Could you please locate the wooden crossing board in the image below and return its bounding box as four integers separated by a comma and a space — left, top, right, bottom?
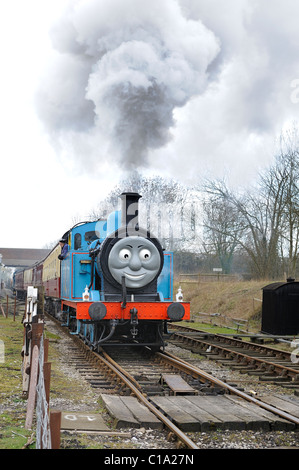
151, 395, 296, 432
101, 394, 163, 430
101, 393, 299, 432
259, 394, 299, 418
161, 374, 197, 395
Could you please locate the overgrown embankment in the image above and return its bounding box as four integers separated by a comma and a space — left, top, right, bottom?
176, 279, 272, 326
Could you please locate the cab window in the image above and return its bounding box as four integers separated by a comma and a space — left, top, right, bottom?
74, 233, 82, 250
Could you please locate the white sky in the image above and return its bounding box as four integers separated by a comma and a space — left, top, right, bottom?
0, 0, 116, 248
0, 0, 299, 249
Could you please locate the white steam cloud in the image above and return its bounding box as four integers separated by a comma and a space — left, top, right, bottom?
35, 0, 220, 172
36, 0, 299, 186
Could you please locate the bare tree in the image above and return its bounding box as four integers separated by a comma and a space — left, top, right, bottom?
202, 192, 242, 273
202, 177, 283, 279
275, 127, 299, 277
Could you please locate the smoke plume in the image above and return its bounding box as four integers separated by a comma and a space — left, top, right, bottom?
35, 0, 220, 173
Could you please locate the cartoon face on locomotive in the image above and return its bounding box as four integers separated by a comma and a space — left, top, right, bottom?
99, 194, 165, 294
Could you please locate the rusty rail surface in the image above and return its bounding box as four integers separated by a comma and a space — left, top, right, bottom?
45, 313, 299, 447
71, 335, 199, 450
159, 350, 299, 426
48, 311, 200, 449
97, 342, 299, 434
169, 325, 299, 382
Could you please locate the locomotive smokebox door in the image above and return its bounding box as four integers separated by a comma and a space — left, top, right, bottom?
261, 279, 299, 335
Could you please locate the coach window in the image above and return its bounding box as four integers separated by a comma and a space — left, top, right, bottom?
74, 233, 82, 250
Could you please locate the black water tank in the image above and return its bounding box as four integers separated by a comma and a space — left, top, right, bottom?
261, 279, 299, 335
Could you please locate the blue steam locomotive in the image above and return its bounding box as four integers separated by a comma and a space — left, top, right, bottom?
13, 192, 190, 350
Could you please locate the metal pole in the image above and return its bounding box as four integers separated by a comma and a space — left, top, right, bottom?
50, 411, 61, 449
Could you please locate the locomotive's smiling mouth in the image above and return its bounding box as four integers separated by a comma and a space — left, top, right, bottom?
124, 272, 146, 281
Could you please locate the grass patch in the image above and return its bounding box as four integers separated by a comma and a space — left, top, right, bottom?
175, 279, 270, 332
176, 279, 266, 319
0, 314, 105, 449
0, 315, 24, 398
0, 417, 34, 449
0, 314, 30, 448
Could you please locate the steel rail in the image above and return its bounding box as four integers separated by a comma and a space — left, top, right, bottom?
170, 324, 294, 359
159, 350, 299, 426
46, 314, 299, 440
100, 344, 299, 434
172, 331, 299, 381
69, 335, 199, 449
91, 348, 199, 450
45, 314, 199, 449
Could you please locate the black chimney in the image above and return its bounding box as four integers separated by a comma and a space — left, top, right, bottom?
120, 192, 142, 233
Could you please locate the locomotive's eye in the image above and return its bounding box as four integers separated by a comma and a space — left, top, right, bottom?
119, 248, 131, 261
139, 248, 151, 261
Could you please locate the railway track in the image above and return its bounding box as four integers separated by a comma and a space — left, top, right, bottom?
168, 324, 299, 386
44, 314, 299, 449
45, 314, 200, 449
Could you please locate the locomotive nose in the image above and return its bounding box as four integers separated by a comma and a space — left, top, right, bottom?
129, 252, 142, 271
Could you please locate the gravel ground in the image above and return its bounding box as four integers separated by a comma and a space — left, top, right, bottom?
191, 429, 299, 449
3, 318, 297, 450
167, 343, 299, 449
45, 320, 178, 449
43, 319, 299, 450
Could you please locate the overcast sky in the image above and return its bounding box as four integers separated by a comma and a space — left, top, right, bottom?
1, 0, 299, 249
